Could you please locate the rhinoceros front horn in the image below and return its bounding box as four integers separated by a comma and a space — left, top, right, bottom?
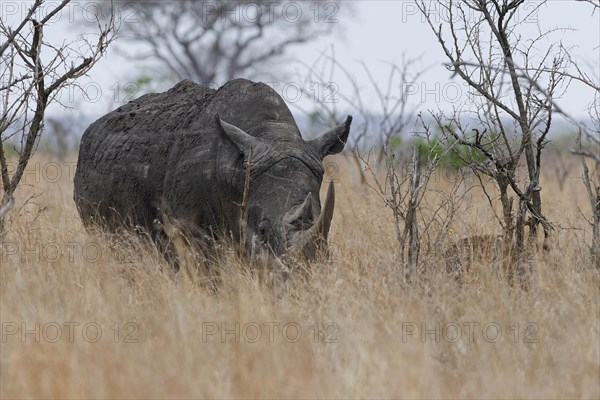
291, 181, 335, 259
313, 180, 335, 242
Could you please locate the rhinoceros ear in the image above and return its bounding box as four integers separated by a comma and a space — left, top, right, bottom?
308, 115, 352, 158
217, 114, 258, 154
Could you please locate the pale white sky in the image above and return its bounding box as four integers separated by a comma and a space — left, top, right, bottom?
3, 1, 599, 123
301, 1, 600, 121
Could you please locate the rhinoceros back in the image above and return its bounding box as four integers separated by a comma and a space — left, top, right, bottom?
74, 80, 216, 230
74, 78, 301, 235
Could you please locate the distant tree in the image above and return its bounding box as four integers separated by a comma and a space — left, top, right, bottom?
108, 0, 344, 83
564, 0, 600, 269
573, 95, 600, 269
0, 0, 116, 236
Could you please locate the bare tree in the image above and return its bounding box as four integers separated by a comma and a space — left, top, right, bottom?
107, 0, 343, 83
294, 51, 427, 183
0, 0, 117, 236
417, 0, 579, 279
295, 54, 467, 280
573, 94, 600, 269
362, 118, 462, 281
560, 0, 600, 268
575, 0, 600, 13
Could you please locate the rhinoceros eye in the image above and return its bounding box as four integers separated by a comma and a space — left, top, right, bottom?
290, 214, 312, 231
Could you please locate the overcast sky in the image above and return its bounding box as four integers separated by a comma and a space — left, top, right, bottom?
3, 1, 599, 124
297, 0, 599, 123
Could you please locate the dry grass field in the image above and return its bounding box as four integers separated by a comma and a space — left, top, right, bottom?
1, 153, 599, 399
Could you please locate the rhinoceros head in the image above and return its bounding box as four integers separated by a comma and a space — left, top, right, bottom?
217, 115, 352, 259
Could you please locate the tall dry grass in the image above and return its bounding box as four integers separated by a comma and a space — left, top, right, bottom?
1, 154, 598, 399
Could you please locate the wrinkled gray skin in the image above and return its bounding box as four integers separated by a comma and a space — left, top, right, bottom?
74, 79, 351, 264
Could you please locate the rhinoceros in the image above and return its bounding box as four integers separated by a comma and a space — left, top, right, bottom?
73, 79, 351, 264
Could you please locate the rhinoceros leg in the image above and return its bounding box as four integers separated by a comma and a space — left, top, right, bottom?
151, 219, 180, 272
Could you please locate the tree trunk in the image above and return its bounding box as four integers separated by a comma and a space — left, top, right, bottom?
0, 193, 15, 239
404, 146, 422, 280
407, 207, 420, 277
511, 197, 529, 285
498, 176, 514, 264
591, 186, 600, 270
